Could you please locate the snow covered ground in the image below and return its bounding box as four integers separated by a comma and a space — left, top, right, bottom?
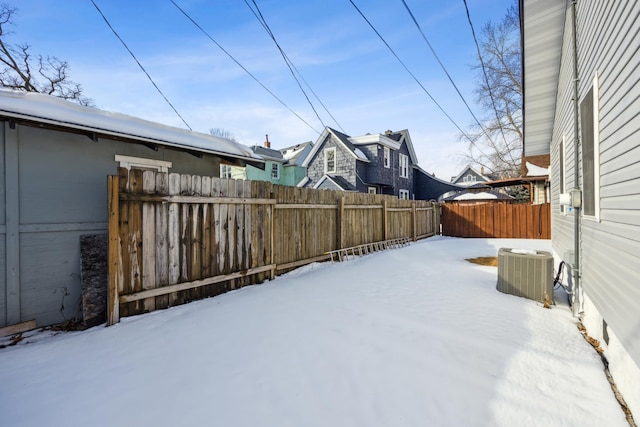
0, 237, 628, 427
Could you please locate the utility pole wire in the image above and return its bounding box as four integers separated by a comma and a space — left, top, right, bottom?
171, 0, 320, 135
245, 0, 327, 131
401, 0, 493, 145
91, 0, 192, 130
245, 0, 345, 133
347, 0, 475, 144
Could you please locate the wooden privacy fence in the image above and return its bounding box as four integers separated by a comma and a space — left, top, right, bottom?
107, 168, 440, 324
440, 202, 550, 239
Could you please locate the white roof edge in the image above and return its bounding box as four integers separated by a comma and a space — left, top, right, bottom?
0, 90, 263, 163
349, 134, 401, 150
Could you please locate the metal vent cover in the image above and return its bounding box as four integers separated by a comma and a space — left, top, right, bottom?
497, 248, 554, 303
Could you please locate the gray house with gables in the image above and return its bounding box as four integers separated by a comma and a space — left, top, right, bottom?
300, 127, 457, 200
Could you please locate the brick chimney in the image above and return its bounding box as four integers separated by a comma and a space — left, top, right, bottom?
264, 134, 270, 148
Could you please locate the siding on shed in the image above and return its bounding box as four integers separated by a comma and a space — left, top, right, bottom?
546, 0, 640, 368
0, 122, 223, 328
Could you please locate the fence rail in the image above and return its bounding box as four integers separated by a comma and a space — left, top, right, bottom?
440, 202, 550, 239
108, 169, 440, 324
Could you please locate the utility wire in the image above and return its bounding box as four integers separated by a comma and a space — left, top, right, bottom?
401, 0, 490, 142
462, 0, 511, 150
170, 0, 320, 134
347, 0, 474, 143
245, 0, 326, 130
91, 0, 192, 130
245, 0, 345, 133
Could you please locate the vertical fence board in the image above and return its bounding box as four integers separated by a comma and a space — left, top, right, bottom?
190, 175, 202, 301
117, 168, 130, 318
107, 175, 120, 326
141, 171, 156, 312
168, 173, 181, 306
155, 172, 169, 309
128, 169, 144, 315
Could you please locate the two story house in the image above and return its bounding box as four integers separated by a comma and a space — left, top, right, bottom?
299, 127, 420, 199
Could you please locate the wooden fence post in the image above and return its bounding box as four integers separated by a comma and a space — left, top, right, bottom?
412, 202, 417, 242
337, 196, 345, 249
382, 199, 388, 241
269, 187, 275, 280
107, 175, 120, 326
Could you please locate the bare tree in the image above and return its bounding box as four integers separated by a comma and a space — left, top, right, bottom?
462, 3, 522, 179
0, 4, 93, 106
209, 127, 237, 142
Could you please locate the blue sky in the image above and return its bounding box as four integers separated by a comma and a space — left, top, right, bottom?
5, 0, 515, 179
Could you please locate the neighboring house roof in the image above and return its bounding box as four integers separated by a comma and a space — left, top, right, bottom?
250, 145, 284, 162
413, 165, 464, 201
301, 127, 369, 167
0, 89, 263, 165
312, 174, 357, 191
280, 141, 313, 166
525, 161, 549, 177
443, 189, 513, 201
348, 129, 419, 165
451, 164, 491, 186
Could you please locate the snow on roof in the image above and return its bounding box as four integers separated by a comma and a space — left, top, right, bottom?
525, 161, 549, 177
0, 90, 262, 162
280, 141, 313, 165
454, 192, 498, 200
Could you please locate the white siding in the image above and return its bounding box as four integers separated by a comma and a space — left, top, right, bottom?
549, 0, 640, 371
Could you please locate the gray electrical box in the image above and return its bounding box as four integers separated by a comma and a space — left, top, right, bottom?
497, 248, 554, 303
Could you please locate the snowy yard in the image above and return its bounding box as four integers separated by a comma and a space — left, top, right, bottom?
0, 237, 628, 426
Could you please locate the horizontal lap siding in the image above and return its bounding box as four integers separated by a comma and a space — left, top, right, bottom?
550, 0, 640, 367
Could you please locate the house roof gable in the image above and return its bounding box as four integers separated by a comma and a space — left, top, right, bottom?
301, 127, 369, 167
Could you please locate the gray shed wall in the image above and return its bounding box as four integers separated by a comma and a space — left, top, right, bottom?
1, 121, 222, 328
548, 0, 640, 367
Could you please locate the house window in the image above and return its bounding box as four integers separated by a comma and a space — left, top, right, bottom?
324, 147, 336, 173
399, 189, 409, 199
220, 164, 233, 179
399, 154, 408, 178
463, 174, 475, 183
368, 187, 377, 194
580, 73, 600, 219
271, 162, 280, 180
383, 147, 390, 168
115, 155, 172, 173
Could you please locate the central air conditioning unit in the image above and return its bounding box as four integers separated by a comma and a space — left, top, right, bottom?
497, 248, 554, 304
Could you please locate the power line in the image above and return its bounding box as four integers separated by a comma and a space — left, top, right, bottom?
170, 0, 321, 135
244, 0, 326, 130
401, 0, 488, 139
244, 0, 345, 133
90, 0, 192, 130
347, 0, 474, 143
462, 0, 511, 151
